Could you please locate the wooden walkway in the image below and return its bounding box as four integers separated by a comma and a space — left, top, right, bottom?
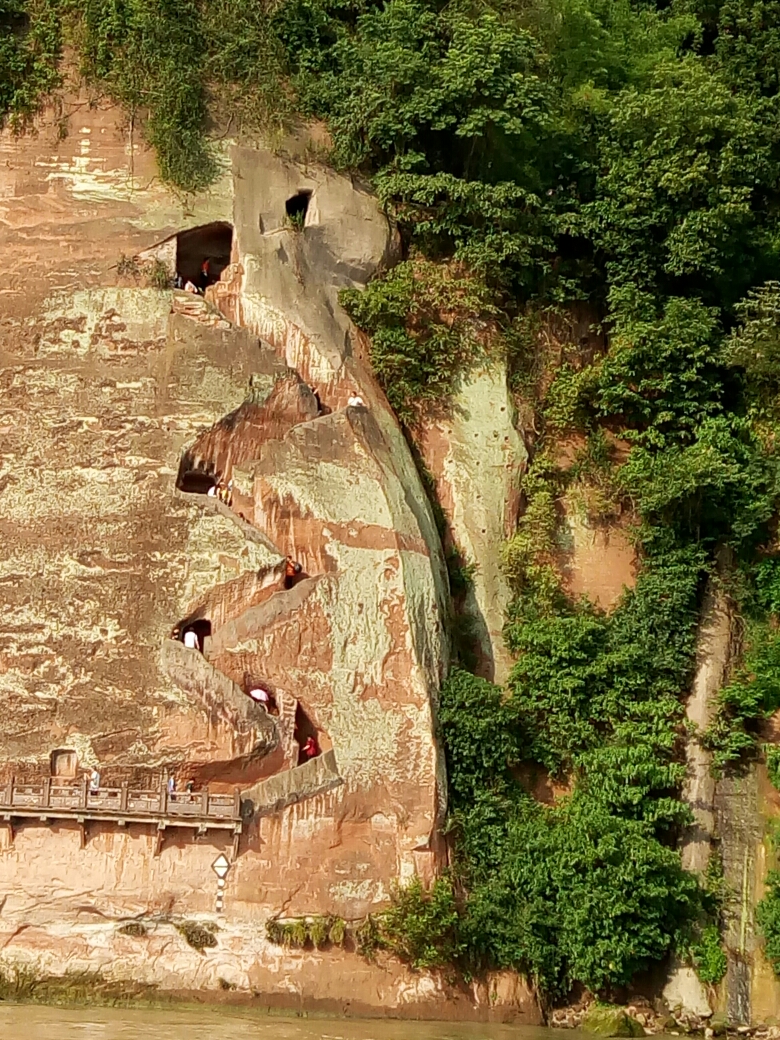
0, 778, 242, 855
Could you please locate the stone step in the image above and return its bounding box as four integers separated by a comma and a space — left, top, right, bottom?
241, 750, 342, 817
172, 290, 232, 329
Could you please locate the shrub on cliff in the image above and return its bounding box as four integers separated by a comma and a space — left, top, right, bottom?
440, 655, 702, 995
328, 917, 346, 946
379, 877, 463, 971
340, 259, 498, 424
117, 921, 147, 938
688, 924, 727, 986
758, 870, 780, 973
0, 0, 60, 128
307, 916, 330, 949
176, 920, 218, 951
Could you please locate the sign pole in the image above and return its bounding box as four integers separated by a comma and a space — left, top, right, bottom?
211, 853, 231, 915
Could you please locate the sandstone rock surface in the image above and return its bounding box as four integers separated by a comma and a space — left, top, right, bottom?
0, 97, 526, 1019
415, 363, 526, 682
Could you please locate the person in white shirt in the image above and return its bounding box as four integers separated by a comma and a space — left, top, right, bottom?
347, 395, 365, 408
183, 629, 199, 651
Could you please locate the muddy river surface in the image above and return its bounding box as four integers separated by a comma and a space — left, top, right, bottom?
0, 1004, 576, 1040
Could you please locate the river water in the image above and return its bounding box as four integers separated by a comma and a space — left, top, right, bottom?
0, 1004, 571, 1040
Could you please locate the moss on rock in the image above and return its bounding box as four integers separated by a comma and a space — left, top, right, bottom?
582, 1004, 645, 1037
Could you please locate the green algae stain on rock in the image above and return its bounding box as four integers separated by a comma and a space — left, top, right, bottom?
582, 1004, 646, 1037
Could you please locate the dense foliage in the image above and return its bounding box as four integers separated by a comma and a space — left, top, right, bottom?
8, 0, 780, 1001
439, 667, 700, 994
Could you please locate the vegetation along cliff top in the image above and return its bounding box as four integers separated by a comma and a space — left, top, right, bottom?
8, 0, 780, 1015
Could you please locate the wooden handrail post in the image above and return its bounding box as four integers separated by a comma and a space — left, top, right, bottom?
233, 787, 240, 819
201, 787, 209, 816
120, 783, 128, 812
42, 777, 51, 808
160, 776, 167, 815
80, 774, 88, 809
7, 776, 13, 807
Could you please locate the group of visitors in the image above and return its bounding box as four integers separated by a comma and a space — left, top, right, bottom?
247, 684, 276, 711
300, 736, 318, 760
166, 775, 196, 799
242, 673, 320, 761
309, 387, 366, 414
207, 478, 233, 506
85, 770, 198, 801
174, 258, 216, 295
284, 556, 303, 588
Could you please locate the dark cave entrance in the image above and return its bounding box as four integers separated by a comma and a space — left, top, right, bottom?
176, 221, 233, 289
178, 469, 218, 494
178, 618, 212, 655
285, 191, 312, 228
176, 447, 221, 496
243, 673, 278, 714
294, 703, 320, 764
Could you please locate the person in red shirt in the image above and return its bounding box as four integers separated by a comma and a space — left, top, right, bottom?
284, 556, 303, 589
199, 258, 211, 291
302, 736, 318, 760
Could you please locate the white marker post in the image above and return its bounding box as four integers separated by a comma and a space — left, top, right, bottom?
211, 853, 231, 914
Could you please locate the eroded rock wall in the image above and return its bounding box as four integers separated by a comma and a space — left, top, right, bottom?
0, 98, 482, 1015
415, 364, 526, 683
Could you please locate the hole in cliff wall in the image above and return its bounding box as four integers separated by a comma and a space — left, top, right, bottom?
285, 191, 312, 228
178, 469, 218, 494
294, 704, 320, 764
178, 470, 218, 492
50, 749, 78, 777
176, 450, 221, 495
176, 221, 233, 289
177, 618, 212, 655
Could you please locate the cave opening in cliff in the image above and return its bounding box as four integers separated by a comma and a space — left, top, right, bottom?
50, 749, 78, 778
179, 618, 212, 655
176, 449, 220, 495
285, 191, 312, 228
294, 703, 320, 764
178, 468, 218, 494
176, 221, 233, 289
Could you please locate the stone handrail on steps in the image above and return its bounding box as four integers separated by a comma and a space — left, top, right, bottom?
275, 690, 300, 766
241, 749, 342, 818
161, 638, 279, 759
174, 488, 282, 557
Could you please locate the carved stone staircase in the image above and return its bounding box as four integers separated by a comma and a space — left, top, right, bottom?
161, 638, 278, 760
172, 289, 233, 329
241, 750, 342, 818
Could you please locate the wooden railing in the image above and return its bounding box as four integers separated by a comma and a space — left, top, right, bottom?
0, 777, 241, 825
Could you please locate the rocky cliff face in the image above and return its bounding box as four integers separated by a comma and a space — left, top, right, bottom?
0, 97, 540, 1020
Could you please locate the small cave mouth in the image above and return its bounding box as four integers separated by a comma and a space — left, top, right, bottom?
174, 618, 212, 654
294, 703, 320, 764
176, 221, 233, 290
176, 450, 221, 496
178, 469, 218, 494
285, 191, 312, 228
